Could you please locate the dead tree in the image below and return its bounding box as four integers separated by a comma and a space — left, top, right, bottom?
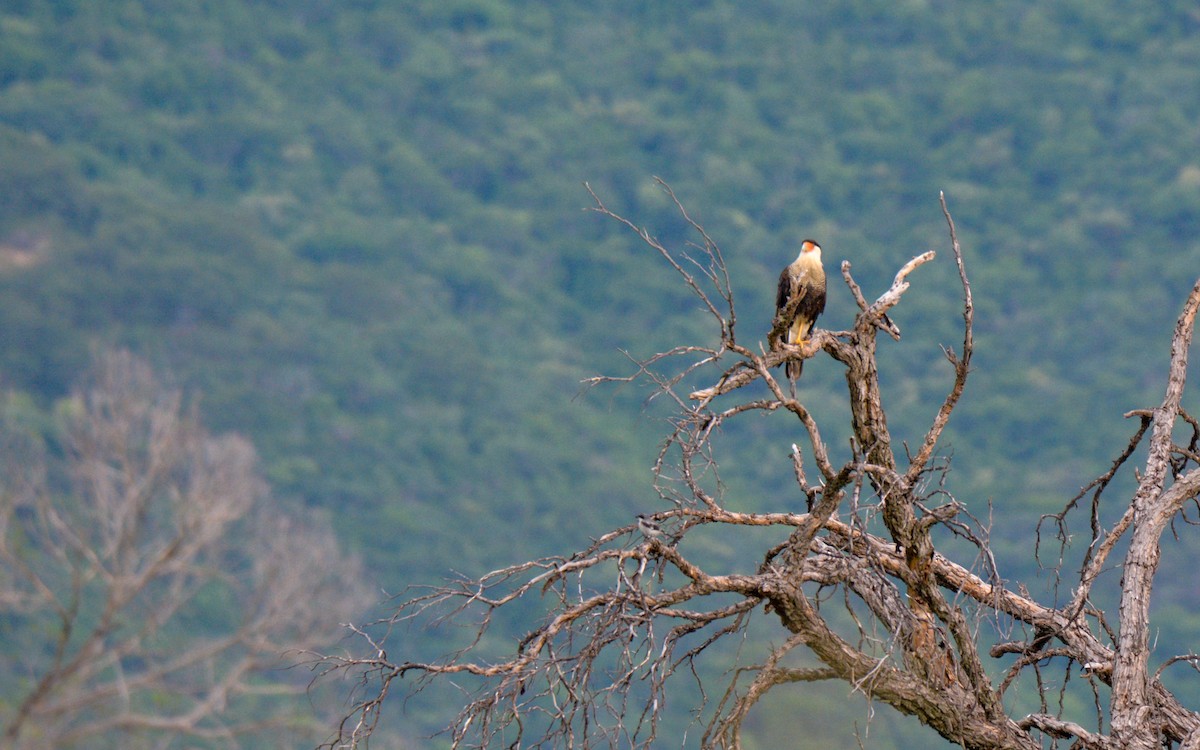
0, 350, 369, 749
320, 183, 1200, 750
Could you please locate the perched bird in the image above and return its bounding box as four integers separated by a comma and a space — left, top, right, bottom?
636, 514, 665, 541
775, 239, 827, 381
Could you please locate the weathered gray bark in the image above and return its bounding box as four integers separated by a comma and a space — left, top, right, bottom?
1108, 284, 1200, 749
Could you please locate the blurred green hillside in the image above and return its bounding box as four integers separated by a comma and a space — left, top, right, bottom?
2, 0, 1200, 746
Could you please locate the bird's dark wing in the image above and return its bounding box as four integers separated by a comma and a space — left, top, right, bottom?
796, 281, 825, 321
775, 267, 792, 313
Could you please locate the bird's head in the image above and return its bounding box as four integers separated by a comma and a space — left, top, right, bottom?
794, 239, 822, 265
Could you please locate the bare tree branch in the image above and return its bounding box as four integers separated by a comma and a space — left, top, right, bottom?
905, 192, 973, 484
1110, 278, 1200, 749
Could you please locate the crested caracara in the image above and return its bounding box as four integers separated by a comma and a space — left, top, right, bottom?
775, 239, 826, 380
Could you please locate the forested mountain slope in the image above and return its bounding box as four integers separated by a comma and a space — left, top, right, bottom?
2, 1, 1200, 746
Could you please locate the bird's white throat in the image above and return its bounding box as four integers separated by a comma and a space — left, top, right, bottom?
795, 247, 822, 267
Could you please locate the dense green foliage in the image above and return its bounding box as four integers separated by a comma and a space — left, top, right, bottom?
2, 0, 1200, 746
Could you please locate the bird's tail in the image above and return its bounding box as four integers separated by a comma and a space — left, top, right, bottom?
785, 358, 803, 382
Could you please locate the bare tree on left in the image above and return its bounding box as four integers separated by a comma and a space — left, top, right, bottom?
0, 349, 368, 749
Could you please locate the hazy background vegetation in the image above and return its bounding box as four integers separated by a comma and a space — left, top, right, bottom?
2, 1, 1200, 746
